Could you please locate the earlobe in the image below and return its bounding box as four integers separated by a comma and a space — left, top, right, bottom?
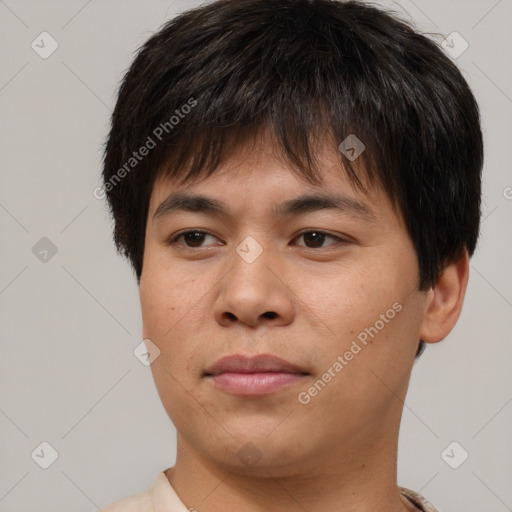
419, 250, 470, 344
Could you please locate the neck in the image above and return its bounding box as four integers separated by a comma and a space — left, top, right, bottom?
165, 417, 416, 512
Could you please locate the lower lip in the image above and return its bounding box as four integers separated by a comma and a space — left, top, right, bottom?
207, 372, 306, 396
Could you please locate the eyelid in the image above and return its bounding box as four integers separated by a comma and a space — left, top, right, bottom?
293, 228, 344, 241
167, 229, 219, 245
292, 229, 350, 249
167, 229, 350, 249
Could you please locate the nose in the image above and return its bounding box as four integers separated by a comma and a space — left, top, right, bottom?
213, 240, 295, 329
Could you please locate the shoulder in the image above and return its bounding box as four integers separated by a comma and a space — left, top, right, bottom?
399, 486, 440, 512
101, 489, 153, 512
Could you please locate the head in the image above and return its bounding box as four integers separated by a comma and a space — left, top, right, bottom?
102, 0, 482, 476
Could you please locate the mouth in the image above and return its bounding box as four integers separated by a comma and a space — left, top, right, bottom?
204, 354, 309, 396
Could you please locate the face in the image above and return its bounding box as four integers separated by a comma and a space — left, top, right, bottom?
139, 138, 429, 478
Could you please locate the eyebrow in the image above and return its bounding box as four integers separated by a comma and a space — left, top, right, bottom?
153, 192, 377, 222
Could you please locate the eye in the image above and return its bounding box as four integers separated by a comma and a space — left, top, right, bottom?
168, 230, 221, 248
293, 230, 344, 249
167, 229, 346, 250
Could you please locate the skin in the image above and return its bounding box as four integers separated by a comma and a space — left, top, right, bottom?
139, 134, 469, 512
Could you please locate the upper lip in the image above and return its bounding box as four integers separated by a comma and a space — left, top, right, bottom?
204, 354, 308, 376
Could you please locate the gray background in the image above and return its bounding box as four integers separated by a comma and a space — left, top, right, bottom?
0, 1, 511, 511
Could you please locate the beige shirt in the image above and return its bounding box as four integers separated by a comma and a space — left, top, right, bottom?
102, 470, 440, 512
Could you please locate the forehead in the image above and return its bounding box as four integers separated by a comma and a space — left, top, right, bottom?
148, 136, 398, 227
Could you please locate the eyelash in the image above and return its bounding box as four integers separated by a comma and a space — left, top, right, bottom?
167, 229, 347, 250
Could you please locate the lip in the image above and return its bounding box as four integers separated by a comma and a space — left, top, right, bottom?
204, 354, 308, 396
205, 353, 306, 375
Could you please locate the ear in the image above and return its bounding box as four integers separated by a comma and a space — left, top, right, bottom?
419, 250, 470, 344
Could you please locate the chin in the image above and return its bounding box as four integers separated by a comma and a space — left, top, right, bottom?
200, 429, 310, 477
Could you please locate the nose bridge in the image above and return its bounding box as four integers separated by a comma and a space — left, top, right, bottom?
214, 233, 295, 327
229, 233, 276, 296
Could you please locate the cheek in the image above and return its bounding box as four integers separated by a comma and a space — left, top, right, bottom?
140, 252, 201, 334
296, 252, 420, 363
139, 257, 214, 376
139, 272, 174, 339
140, 261, 218, 439
294, 264, 395, 335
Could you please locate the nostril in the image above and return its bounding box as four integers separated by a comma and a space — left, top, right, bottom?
263, 311, 277, 319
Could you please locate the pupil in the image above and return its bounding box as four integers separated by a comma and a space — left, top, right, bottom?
305, 232, 324, 247
183, 232, 326, 248
185, 232, 205, 247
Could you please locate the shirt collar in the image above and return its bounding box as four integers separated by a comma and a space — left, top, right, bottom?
149, 470, 439, 512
